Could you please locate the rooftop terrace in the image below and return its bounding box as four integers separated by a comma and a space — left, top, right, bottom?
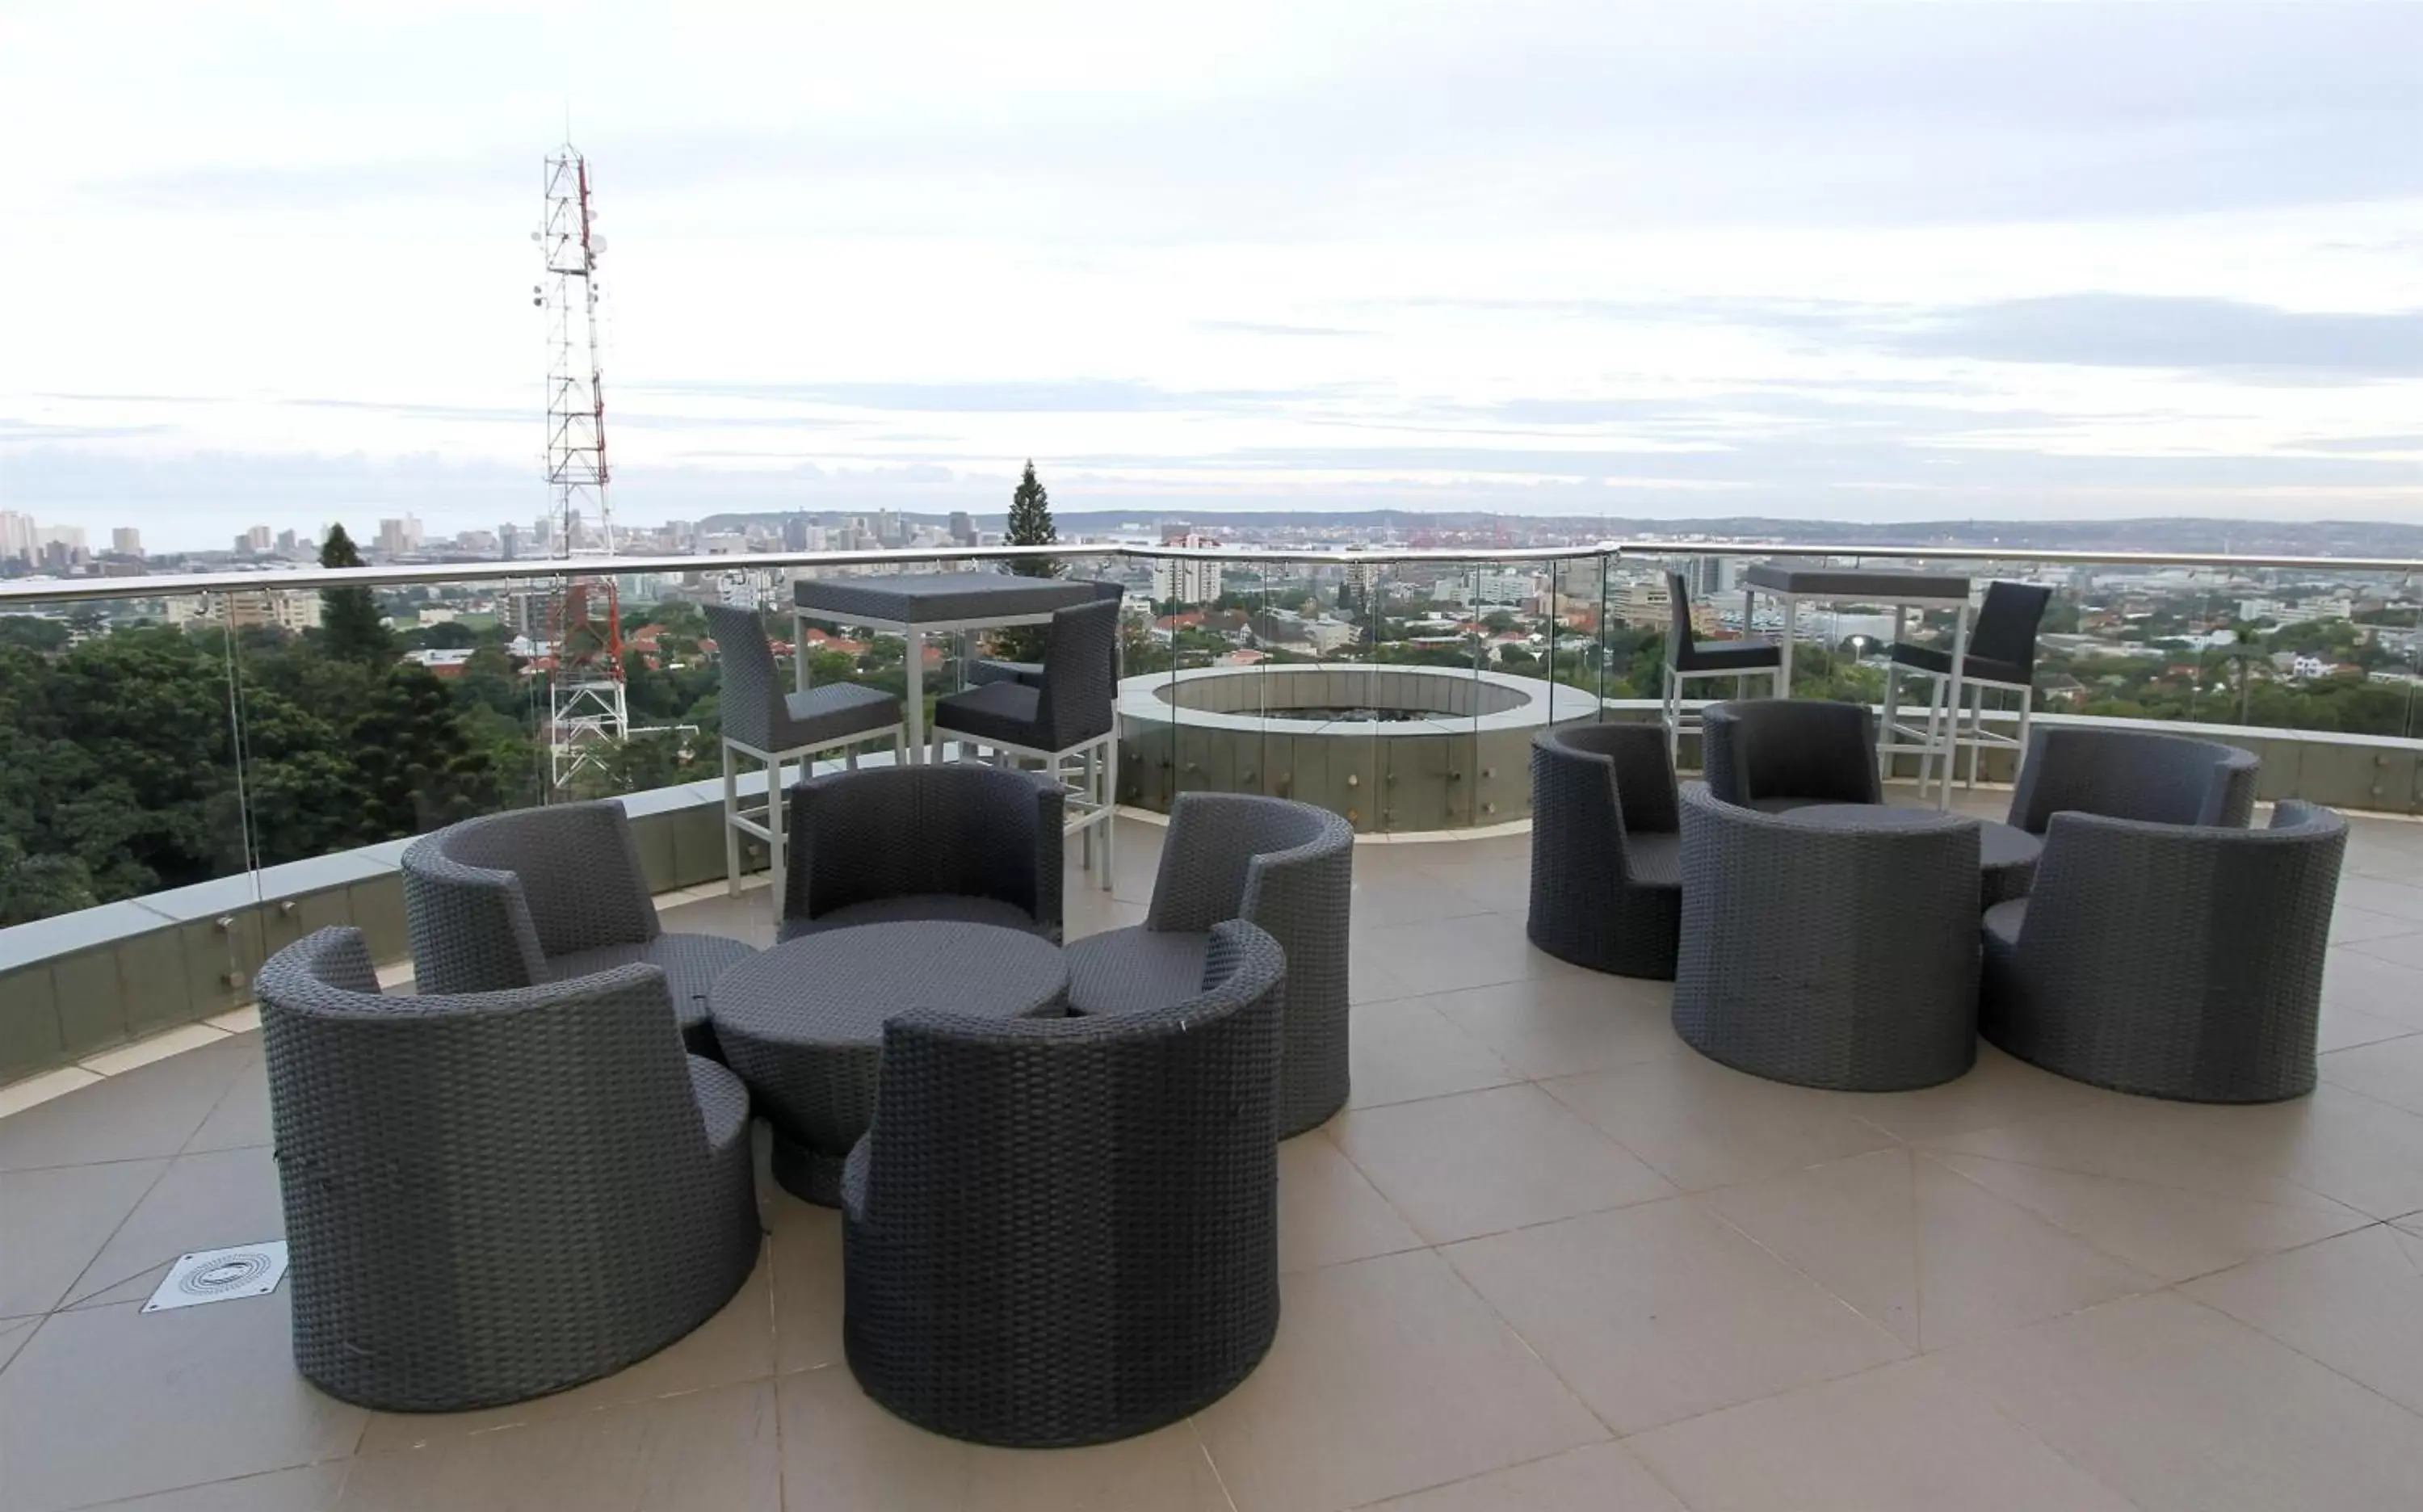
6, 792, 2423, 1512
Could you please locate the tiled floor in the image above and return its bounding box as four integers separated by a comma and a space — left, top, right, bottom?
6, 796, 2423, 1511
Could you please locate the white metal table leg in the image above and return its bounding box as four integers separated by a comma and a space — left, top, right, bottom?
904, 627, 926, 762
1938, 603, 1972, 811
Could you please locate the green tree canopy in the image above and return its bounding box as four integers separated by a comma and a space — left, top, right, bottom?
1005, 460, 1058, 578
317, 523, 394, 665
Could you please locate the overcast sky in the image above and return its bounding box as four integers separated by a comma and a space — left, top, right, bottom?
2, 1, 2418, 548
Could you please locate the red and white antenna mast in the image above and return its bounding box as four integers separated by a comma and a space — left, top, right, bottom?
537, 141, 626, 788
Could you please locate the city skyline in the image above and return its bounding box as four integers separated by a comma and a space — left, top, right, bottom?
2, 4, 2419, 544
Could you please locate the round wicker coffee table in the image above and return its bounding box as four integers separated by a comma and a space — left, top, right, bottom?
710, 921, 1068, 1204
1786, 803, 2043, 906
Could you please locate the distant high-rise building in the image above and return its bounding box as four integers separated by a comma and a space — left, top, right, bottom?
874, 510, 901, 548
166, 589, 322, 633
1153, 535, 1224, 603
275, 528, 298, 554
375, 517, 424, 558
1686, 555, 1738, 598
782, 513, 813, 552
948, 511, 976, 547
499, 521, 523, 561
111, 527, 143, 557
241, 524, 272, 552
0, 511, 35, 563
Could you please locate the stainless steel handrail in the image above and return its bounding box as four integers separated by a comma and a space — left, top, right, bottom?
1, 540, 2416, 605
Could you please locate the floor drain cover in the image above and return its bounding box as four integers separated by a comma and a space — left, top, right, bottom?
144, 1241, 289, 1312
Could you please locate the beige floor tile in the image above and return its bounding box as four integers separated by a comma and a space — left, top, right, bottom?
1344, 1002, 1518, 1110
1357, 914, 1576, 996
1934, 1149, 2372, 1283
1424, 975, 1683, 1081
0, 1066, 102, 1120
1627, 1355, 2135, 1512
356, 1248, 774, 1450
777, 1367, 1232, 1511
64, 1464, 350, 1510
344, 1379, 779, 1512
0, 1159, 166, 1317
2347, 926, 2423, 971
1444, 1198, 1909, 1434
1350, 868, 1497, 930
183, 1058, 271, 1154
1541, 1055, 1898, 1193
1939, 1291, 2423, 1512
79, 1025, 233, 1078
0, 1296, 365, 1512
1276, 1130, 1422, 1273
2329, 904, 2417, 947
0, 1043, 254, 1174
1347, 953, 1422, 1005
2315, 998, 2418, 1052
768, 1199, 846, 1375
1193, 1250, 1606, 1512
1925, 1086, 2423, 1220
2320, 1031, 2423, 1115
1361, 1442, 1686, 1512
2323, 947, 2423, 1028
59, 1146, 284, 1310
1333, 1085, 1675, 1244
201, 1006, 263, 1035
0, 1315, 40, 1375
2335, 875, 2423, 925
1704, 1149, 2158, 1350
1829, 1044, 2116, 1143
2182, 1224, 2423, 1415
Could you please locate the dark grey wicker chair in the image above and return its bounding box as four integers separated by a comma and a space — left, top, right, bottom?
779, 762, 1065, 943
702, 603, 905, 900
933, 596, 1123, 888
1700, 699, 1884, 812
2006, 724, 2260, 834
1526, 724, 1682, 980
1980, 800, 2345, 1102
256, 927, 759, 1413
401, 802, 756, 1055
1064, 792, 1352, 1136
841, 919, 1285, 1447
1675, 783, 1982, 1090
968, 577, 1127, 687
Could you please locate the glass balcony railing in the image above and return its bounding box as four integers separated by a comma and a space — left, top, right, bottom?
0, 536, 2417, 1079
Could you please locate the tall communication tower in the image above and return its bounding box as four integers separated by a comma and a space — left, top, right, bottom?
535, 143, 626, 788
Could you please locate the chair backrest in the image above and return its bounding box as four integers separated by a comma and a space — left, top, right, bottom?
2008, 725, 2259, 834
406, 803, 658, 991
1664, 571, 1695, 666
701, 604, 784, 751
1035, 596, 1122, 750
1539, 722, 1681, 844
1969, 582, 2054, 674
785, 762, 1062, 929
1700, 699, 1882, 807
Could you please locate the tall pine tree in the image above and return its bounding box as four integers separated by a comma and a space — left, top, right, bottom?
1005, 460, 1059, 579
317, 524, 394, 665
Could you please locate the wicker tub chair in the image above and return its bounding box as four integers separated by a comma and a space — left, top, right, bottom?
1980, 800, 2345, 1102
1700, 699, 1883, 812
1526, 723, 1682, 980
1063, 792, 1351, 1136
2007, 724, 2260, 834
1674, 783, 1982, 1090
401, 801, 757, 1055
779, 762, 1065, 943
842, 919, 1286, 1447
256, 927, 759, 1412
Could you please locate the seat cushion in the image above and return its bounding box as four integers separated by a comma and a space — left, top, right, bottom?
687, 1055, 751, 1156
932, 680, 1046, 749
778, 892, 1048, 943
1673, 639, 1783, 675
550, 932, 759, 1043
773, 682, 903, 750
1889, 641, 2030, 689
1064, 926, 1213, 1017
1624, 831, 1682, 888
1981, 898, 2028, 951
1746, 796, 1820, 814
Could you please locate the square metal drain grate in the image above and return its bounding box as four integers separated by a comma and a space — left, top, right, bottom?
144, 1241, 290, 1312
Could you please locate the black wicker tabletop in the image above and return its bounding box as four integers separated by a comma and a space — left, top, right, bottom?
711, 921, 1068, 1203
